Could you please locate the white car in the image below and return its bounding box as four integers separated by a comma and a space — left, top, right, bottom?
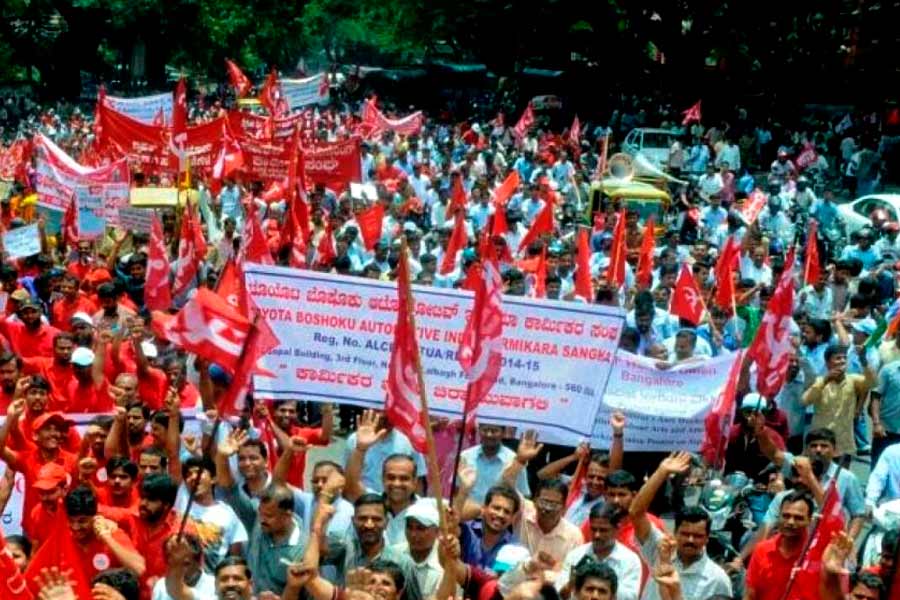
622, 128, 680, 171
836, 194, 900, 236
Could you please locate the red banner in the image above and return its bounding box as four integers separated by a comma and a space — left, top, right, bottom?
227, 110, 317, 145
238, 136, 295, 183
303, 139, 360, 192
97, 103, 225, 176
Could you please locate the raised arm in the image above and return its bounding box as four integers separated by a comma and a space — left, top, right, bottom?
92, 331, 110, 388
273, 436, 308, 486
536, 443, 586, 481
501, 430, 543, 490
345, 409, 387, 502
215, 428, 247, 491
0, 399, 25, 469
749, 411, 785, 467
452, 463, 483, 522
609, 411, 625, 471
320, 403, 334, 443
104, 406, 129, 459
630, 452, 692, 543
94, 517, 146, 576
164, 537, 199, 600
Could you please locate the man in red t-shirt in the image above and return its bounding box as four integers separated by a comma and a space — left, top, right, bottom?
0, 404, 80, 540
64, 346, 113, 413
22, 332, 76, 411
25, 462, 70, 548
51, 275, 98, 332
745, 490, 814, 600
63, 485, 146, 581
96, 456, 140, 514
6, 375, 81, 454
126, 473, 182, 597
268, 400, 332, 489
0, 351, 21, 412
0, 298, 61, 358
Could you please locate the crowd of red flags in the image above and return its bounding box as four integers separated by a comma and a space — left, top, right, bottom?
747, 248, 797, 397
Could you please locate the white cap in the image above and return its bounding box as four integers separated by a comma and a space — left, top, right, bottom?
405, 501, 439, 528
70, 312, 93, 326
140, 341, 158, 359
71, 347, 95, 367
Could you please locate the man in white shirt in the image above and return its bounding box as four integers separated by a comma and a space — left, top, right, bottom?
698, 165, 723, 199
740, 246, 773, 287
390, 503, 444, 598
554, 504, 642, 600
628, 453, 732, 600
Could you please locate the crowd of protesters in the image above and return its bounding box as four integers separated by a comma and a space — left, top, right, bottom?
0, 81, 898, 600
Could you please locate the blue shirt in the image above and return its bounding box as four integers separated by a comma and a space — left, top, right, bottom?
840, 244, 882, 271
292, 490, 354, 559
875, 361, 900, 434
766, 454, 866, 523
343, 429, 427, 493
866, 443, 900, 507
459, 445, 530, 504
459, 520, 518, 572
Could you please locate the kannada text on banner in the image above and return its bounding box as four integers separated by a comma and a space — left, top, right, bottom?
244, 264, 625, 446
591, 351, 740, 452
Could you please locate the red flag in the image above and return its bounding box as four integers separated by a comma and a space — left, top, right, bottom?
575, 228, 593, 302
171, 201, 203, 296
226, 59, 252, 97
670, 263, 705, 325
259, 70, 288, 117
804, 220, 822, 286
790, 481, 846, 599
0, 530, 32, 599
215, 259, 248, 315
700, 350, 744, 469
517, 202, 554, 253
145, 213, 173, 311
240, 210, 275, 265
796, 142, 818, 171
449, 176, 468, 213
385, 249, 428, 452
748, 247, 796, 396
565, 459, 587, 510
24, 502, 91, 599
216, 294, 280, 417
440, 212, 468, 275
457, 244, 504, 429
172, 77, 188, 141
62, 191, 78, 247
151, 288, 253, 373
568, 115, 581, 146
357, 203, 385, 251
286, 196, 311, 269
491, 203, 509, 237
741, 189, 768, 225
606, 209, 627, 288
492, 170, 520, 207
315, 224, 336, 267
532, 247, 547, 298
595, 134, 609, 180
681, 100, 702, 125
714, 236, 741, 310
318, 73, 329, 97
212, 122, 244, 181
513, 103, 535, 139
636, 216, 656, 288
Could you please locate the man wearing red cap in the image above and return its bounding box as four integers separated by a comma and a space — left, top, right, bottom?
25, 461, 70, 548
4, 375, 81, 454
0, 399, 79, 539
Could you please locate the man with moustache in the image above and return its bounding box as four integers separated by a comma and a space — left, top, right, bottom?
126, 474, 181, 595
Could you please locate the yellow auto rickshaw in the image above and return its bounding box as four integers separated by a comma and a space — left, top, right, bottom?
587, 179, 670, 235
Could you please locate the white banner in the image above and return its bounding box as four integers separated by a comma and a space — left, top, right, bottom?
591, 352, 739, 452
117, 207, 154, 233
2, 224, 41, 259
282, 74, 329, 110
75, 185, 106, 239
0, 410, 202, 535
245, 264, 625, 446
33, 135, 130, 224
104, 92, 173, 125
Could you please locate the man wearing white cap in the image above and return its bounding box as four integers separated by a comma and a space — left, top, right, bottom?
389, 501, 444, 597
67, 346, 112, 413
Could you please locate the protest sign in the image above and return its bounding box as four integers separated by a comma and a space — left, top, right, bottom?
2, 224, 41, 259
32, 135, 130, 224
303, 139, 361, 192
117, 206, 154, 232
0, 409, 201, 535
350, 182, 378, 201
282, 74, 329, 109
244, 264, 624, 446
591, 351, 741, 452
75, 186, 106, 239
237, 136, 294, 182
228, 109, 319, 145
104, 92, 173, 125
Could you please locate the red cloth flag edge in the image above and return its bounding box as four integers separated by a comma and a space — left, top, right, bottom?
670, 263, 705, 325
636, 216, 656, 289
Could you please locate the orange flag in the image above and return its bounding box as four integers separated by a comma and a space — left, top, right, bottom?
575, 228, 593, 302
440, 212, 468, 275
804, 220, 822, 286
605, 209, 627, 288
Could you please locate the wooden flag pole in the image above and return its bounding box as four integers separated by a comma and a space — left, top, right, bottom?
399, 238, 448, 531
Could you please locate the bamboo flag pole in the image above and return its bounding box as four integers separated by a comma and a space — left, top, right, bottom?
399, 238, 448, 531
